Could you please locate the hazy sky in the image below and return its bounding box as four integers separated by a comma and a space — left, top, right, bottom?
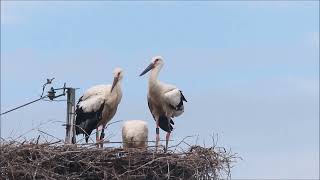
1, 1, 319, 179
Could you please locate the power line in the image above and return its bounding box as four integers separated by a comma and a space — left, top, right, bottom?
0, 77, 57, 116
0, 96, 48, 116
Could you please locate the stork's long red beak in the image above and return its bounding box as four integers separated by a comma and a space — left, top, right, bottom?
139, 63, 154, 76
111, 76, 119, 92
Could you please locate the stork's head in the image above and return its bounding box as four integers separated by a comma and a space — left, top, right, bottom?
139, 56, 164, 76
111, 67, 123, 92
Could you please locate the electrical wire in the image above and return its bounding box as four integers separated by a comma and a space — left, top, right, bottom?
0, 78, 56, 116
0, 96, 48, 116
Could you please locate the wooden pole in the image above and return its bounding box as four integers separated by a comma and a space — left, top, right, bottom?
65, 88, 76, 144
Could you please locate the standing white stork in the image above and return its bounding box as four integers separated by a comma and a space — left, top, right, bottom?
139, 56, 187, 152
75, 68, 123, 147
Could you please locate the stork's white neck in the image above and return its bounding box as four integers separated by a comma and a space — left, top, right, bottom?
148, 65, 162, 87
110, 79, 122, 103
114, 79, 122, 92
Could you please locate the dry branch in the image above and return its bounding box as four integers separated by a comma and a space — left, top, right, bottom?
0, 140, 239, 180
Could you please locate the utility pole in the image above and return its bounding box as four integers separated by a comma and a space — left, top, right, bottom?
65, 88, 76, 144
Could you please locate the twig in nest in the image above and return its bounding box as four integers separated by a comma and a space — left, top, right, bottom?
1, 136, 240, 180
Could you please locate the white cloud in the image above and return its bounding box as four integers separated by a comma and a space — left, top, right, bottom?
285, 75, 319, 95
233, 151, 319, 179
0, 14, 23, 25
311, 31, 320, 48
1, 1, 24, 25
0, 1, 58, 25
244, 1, 317, 9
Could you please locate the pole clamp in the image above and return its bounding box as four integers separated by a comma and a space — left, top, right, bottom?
156, 127, 159, 134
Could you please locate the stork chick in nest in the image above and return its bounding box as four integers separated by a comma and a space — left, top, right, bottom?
122, 120, 148, 150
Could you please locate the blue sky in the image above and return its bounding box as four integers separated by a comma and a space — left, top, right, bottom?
1, 1, 319, 179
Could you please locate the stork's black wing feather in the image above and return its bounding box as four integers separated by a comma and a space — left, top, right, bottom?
170, 91, 187, 111
147, 97, 155, 120
77, 95, 83, 104
148, 96, 174, 132
159, 115, 173, 133
180, 90, 187, 102
75, 101, 105, 143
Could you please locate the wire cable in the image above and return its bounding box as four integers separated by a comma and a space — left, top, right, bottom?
0, 96, 48, 116
1, 78, 56, 116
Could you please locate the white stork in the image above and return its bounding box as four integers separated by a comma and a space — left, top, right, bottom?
139, 56, 187, 152
75, 68, 123, 147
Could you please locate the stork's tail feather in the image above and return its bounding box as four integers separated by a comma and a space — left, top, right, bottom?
159, 115, 173, 132
75, 103, 104, 143
75, 116, 98, 132
75, 117, 98, 143
85, 135, 90, 143
75, 108, 100, 143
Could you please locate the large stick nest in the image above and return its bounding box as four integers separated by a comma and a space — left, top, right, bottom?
0, 140, 239, 180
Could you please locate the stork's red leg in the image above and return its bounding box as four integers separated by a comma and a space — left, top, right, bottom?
100, 125, 105, 148
165, 132, 171, 152
156, 120, 160, 151
96, 128, 100, 148
95, 125, 104, 148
